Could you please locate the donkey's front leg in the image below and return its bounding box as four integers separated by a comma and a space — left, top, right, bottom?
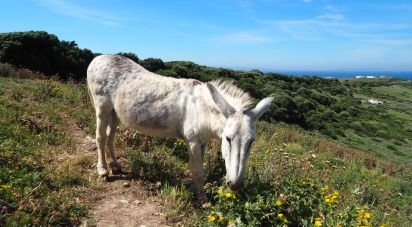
186, 141, 207, 204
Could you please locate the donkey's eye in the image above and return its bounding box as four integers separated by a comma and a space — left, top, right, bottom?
226, 137, 232, 146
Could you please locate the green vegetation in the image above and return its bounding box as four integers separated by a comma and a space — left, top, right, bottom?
121, 122, 410, 226
197, 123, 411, 226
0, 76, 93, 225
0, 31, 95, 80
342, 79, 412, 164
0, 31, 167, 81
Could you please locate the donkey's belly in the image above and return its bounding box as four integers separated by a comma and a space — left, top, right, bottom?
132, 124, 179, 138
113, 77, 185, 138
115, 103, 181, 138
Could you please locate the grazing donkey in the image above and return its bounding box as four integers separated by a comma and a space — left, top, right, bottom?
87, 55, 273, 202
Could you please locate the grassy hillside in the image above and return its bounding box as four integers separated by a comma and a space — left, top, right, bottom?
1, 75, 411, 226
0, 76, 93, 225
341, 78, 412, 164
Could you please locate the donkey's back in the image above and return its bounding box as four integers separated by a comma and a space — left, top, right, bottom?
87, 54, 153, 98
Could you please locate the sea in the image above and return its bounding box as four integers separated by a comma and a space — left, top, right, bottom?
268, 70, 412, 80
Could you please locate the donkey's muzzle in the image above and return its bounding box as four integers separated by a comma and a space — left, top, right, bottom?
227, 180, 244, 191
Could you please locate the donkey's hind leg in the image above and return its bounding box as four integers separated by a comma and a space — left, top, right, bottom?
95, 108, 111, 177
105, 110, 123, 174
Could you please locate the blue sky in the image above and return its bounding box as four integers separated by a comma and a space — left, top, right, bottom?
1, 0, 412, 71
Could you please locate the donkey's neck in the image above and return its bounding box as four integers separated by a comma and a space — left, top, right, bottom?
188, 83, 226, 141
208, 107, 226, 139
202, 85, 227, 140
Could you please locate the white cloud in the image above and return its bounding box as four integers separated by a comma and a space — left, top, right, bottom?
262, 13, 410, 43
36, 0, 125, 26
214, 31, 275, 45
372, 38, 412, 46
317, 13, 344, 21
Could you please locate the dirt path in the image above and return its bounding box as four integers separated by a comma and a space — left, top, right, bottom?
62, 115, 169, 227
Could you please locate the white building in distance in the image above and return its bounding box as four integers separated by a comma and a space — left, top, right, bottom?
368, 99, 383, 104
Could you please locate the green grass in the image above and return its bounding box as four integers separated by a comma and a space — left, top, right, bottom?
1, 76, 411, 226
0, 77, 93, 226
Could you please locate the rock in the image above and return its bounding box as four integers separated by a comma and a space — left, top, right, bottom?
311, 154, 317, 159
202, 202, 212, 208
123, 182, 131, 188
119, 199, 129, 204
132, 200, 142, 205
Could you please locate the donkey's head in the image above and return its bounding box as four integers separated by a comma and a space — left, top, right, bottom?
207, 83, 273, 190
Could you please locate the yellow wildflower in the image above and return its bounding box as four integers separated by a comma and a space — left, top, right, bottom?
218, 215, 224, 221
278, 213, 284, 218
217, 187, 223, 195
364, 212, 371, 219
275, 199, 283, 206
321, 185, 329, 194
225, 192, 233, 199
324, 191, 339, 205
0, 184, 12, 191
208, 215, 216, 223
314, 217, 322, 227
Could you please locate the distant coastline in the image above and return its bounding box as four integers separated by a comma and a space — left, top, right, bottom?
269, 70, 412, 80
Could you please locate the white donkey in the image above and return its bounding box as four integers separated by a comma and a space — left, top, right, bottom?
87, 55, 273, 202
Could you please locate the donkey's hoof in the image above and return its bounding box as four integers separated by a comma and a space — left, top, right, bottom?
111, 164, 123, 175
195, 194, 209, 208
97, 167, 109, 177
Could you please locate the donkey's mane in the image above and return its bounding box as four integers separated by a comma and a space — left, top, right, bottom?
209, 79, 254, 111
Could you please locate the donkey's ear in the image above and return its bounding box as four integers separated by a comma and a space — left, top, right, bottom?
251, 97, 274, 120
206, 83, 235, 118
